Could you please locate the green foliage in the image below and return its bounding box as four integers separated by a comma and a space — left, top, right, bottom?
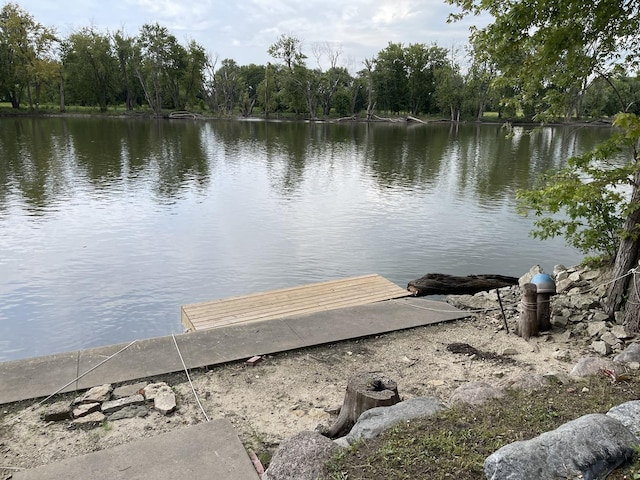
518, 114, 640, 258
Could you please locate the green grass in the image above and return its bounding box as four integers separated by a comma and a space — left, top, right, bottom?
324, 375, 640, 479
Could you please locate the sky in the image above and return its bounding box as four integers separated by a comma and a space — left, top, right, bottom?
14, 0, 490, 70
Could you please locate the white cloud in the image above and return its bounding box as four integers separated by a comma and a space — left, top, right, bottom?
16, 0, 488, 67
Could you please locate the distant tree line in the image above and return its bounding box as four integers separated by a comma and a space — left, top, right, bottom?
1, 2, 639, 120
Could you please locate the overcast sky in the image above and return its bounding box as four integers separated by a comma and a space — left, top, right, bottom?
15, 0, 489, 70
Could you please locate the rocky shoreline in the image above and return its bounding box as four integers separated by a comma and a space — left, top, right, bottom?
265, 263, 640, 479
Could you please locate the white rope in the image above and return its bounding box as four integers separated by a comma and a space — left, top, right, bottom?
171, 334, 210, 422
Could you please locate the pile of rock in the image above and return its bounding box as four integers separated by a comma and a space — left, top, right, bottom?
447, 264, 635, 357
42, 381, 176, 427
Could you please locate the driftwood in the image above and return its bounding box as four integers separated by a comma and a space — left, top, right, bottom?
407, 273, 519, 296
323, 373, 400, 439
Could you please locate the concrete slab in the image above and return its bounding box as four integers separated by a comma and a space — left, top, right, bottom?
13, 418, 260, 480
0, 298, 468, 405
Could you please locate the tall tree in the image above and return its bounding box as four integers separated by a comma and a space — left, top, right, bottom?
113, 30, 140, 110
135, 23, 189, 114
0, 3, 57, 109
268, 34, 306, 71
450, 0, 640, 328
61, 27, 117, 111
373, 42, 407, 114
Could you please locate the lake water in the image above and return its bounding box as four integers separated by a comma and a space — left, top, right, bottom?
0, 118, 612, 361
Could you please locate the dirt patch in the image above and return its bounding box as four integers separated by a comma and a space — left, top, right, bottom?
0, 314, 590, 477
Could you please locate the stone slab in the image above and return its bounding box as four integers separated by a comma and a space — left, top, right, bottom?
0, 298, 466, 405
13, 419, 260, 480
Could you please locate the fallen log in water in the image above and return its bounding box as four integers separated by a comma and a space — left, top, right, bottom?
407, 273, 519, 296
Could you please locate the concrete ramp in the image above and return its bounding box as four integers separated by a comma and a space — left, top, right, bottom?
13, 419, 260, 480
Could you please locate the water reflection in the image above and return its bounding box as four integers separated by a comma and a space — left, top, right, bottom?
0, 118, 616, 361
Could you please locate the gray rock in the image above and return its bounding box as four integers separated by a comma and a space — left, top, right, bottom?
41, 401, 72, 422
519, 265, 543, 287
108, 405, 149, 421
591, 340, 611, 356
112, 382, 147, 399
592, 312, 610, 322
72, 411, 106, 428
570, 356, 617, 378
484, 414, 635, 480
612, 325, 632, 340
582, 269, 602, 281
587, 321, 607, 338
571, 294, 600, 310
73, 384, 113, 405
263, 431, 339, 480
551, 314, 569, 328
614, 343, 640, 363
555, 278, 574, 294
342, 397, 446, 445
608, 401, 640, 439
143, 382, 170, 401
101, 394, 144, 414
601, 331, 620, 346
553, 264, 568, 278
72, 402, 101, 419
154, 386, 177, 415
450, 382, 504, 406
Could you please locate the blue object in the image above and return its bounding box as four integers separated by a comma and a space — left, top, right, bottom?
530, 273, 556, 293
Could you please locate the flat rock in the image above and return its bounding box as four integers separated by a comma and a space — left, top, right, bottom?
42, 401, 72, 422
72, 402, 101, 419
73, 384, 113, 405
614, 343, 640, 363
607, 401, 640, 439
450, 382, 504, 406
112, 382, 147, 399
101, 394, 144, 414
263, 431, 339, 480
72, 411, 106, 428
587, 321, 607, 338
108, 405, 149, 421
342, 397, 446, 445
485, 414, 635, 479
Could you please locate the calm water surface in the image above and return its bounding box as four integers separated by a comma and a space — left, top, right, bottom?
0, 118, 612, 361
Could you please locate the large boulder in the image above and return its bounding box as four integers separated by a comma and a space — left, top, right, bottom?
263, 431, 340, 480
484, 414, 635, 480
340, 397, 446, 446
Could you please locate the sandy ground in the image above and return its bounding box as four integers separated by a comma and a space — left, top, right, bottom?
0, 312, 590, 477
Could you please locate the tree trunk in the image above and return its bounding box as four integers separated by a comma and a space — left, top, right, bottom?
323, 373, 400, 439
606, 167, 640, 329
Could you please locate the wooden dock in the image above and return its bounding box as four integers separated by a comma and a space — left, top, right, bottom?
181, 274, 412, 332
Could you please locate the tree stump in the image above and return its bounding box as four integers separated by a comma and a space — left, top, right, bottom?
323, 373, 400, 439
518, 283, 538, 340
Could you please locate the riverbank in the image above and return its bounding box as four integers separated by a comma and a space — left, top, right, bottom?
0, 294, 601, 478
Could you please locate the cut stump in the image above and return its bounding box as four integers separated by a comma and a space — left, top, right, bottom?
324, 373, 400, 439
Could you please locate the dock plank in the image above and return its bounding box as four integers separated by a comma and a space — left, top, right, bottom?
182, 274, 411, 331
